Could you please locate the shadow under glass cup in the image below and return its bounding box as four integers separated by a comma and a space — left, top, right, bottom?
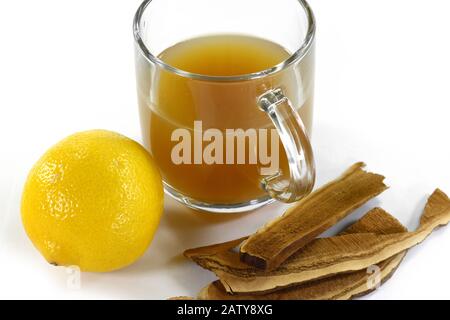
134, 0, 316, 213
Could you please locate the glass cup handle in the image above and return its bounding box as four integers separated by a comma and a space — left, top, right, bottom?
258, 88, 316, 203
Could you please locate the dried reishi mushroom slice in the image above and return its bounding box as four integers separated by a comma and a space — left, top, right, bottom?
185, 163, 388, 273
185, 189, 449, 295
197, 207, 407, 300
216, 189, 450, 294
167, 296, 196, 300
191, 208, 406, 299
240, 162, 388, 271
199, 253, 406, 300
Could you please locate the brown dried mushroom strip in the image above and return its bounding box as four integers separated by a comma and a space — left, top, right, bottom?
240, 162, 388, 271
216, 189, 450, 294
167, 296, 196, 300
185, 189, 449, 294
200, 253, 405, 300
197, 207, 407, 300
185, 208, 404, 268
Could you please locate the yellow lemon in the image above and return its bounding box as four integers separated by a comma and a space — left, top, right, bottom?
21, 130, 164, 272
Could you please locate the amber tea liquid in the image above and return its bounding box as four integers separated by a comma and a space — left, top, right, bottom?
138, 35, 313, 204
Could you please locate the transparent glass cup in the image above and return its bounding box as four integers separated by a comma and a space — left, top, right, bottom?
133, 0, 316, 213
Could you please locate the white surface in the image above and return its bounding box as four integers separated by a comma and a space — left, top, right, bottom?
0, 0, 449, 300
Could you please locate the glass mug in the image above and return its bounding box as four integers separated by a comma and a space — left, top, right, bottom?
133, 0, 316, 213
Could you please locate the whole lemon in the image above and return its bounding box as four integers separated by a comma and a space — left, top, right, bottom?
21, 130, 164, 272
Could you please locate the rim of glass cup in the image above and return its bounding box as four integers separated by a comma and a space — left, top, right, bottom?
133, 0, 316, 82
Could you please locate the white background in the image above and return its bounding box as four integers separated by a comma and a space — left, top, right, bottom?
0, 0, 449, 300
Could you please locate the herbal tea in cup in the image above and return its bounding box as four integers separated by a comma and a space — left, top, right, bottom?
134, 0, 316, 212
